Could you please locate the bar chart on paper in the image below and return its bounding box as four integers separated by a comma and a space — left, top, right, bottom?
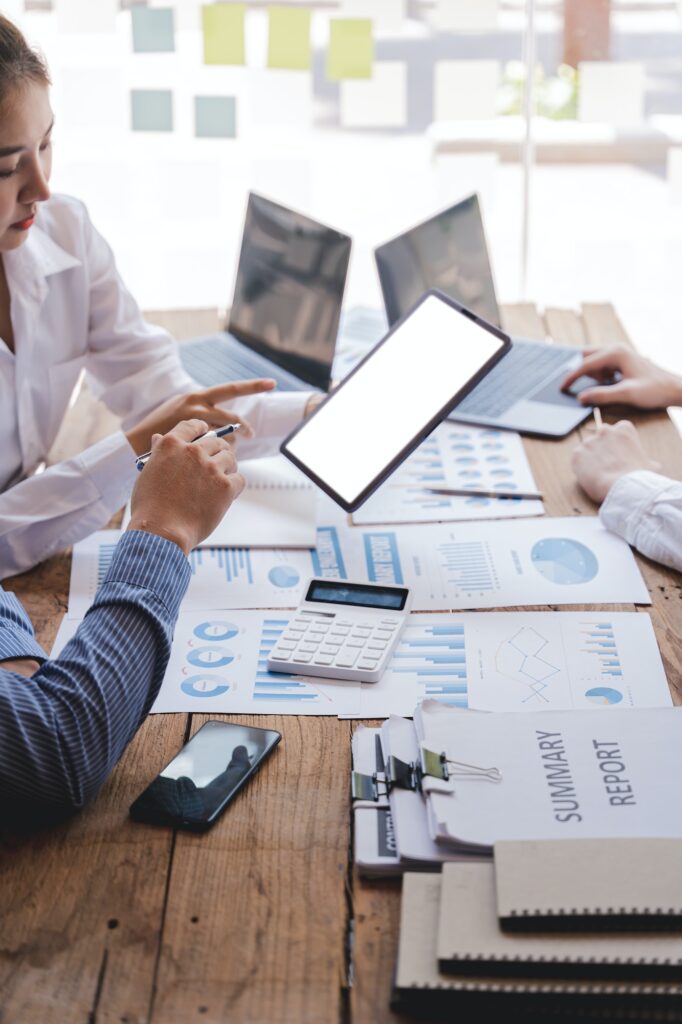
149, 610, 361, 716
351, 423, 543, 525
67, 527, 364, 616
357, 618, 470, 719
359, 518, 650, 610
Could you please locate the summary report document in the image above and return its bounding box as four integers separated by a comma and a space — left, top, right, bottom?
415, 702, 682, 851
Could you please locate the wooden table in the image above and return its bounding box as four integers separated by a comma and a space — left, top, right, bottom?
1, 304, 680, 1024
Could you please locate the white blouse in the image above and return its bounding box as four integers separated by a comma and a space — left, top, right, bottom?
0, 193, 308, 578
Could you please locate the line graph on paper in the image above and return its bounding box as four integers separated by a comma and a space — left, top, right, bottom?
495, 626, 561, 705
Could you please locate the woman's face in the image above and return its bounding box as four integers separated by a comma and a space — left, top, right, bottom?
0, 80, 52, 253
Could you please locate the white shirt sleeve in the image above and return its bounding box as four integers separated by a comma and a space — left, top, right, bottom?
599, 470, 682, 573
0, 390, 311, 577
223, 390, 311, 461
0, 433, 137, 579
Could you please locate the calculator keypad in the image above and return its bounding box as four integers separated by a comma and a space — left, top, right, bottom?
267, 613, 404, 681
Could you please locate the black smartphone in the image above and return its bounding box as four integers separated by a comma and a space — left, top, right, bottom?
129, 720, 281, 831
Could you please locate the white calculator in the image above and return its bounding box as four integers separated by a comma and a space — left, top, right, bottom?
267, 578, 412, 683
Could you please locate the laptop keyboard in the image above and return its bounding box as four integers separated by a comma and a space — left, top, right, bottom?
180, 335, 307, 391
456, 341, 574, 417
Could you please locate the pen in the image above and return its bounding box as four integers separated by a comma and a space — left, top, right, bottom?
135, 423, 241, 471
592, 406, 603, 430
424, 487, 544, 501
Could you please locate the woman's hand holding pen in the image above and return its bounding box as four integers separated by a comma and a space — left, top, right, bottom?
125, 379, 277, 457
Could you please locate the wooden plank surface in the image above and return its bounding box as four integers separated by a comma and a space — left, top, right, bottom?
1, 305, 680, 1024
150, 715, 351, 1024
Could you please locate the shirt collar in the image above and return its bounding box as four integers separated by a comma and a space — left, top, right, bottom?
5, 222, 81, 304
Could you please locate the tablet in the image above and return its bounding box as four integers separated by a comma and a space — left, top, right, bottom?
280, 289, 511, 512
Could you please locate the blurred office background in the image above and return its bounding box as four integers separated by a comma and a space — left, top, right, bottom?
9, 0, 682, 409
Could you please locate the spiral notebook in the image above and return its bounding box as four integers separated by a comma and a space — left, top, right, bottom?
438, 861, 682, 980
201, 455, 316, 549
393, 873, 682, 1020
495, 839, 682, 932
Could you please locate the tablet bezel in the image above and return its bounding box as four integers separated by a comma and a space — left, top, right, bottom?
280, 288, 512, 512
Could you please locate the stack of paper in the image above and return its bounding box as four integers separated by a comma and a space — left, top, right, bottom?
352, 697, 679, 876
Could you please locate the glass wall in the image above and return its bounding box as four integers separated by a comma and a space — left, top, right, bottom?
12, 0, 682, 391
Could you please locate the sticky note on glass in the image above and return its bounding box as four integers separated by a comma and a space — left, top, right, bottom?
340, 61, 406, 128
195, 96, 237, 138
578, 61, 644, 125
431, 0, 498, 31
202, 3, 246, 66
327, 19, 373, 80
131, 7, 175, 53
434, 60, 500, 121
131, 90, 174, 132
267, 7, 311, 71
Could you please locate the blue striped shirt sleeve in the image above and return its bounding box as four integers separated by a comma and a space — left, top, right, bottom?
0, 529, 190, 816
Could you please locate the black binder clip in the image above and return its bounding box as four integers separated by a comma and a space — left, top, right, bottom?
351, 770, 388, 802
352, 749, 501, 802
420, 746, 503, 784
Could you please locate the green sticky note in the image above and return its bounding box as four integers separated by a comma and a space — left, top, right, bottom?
195, 96, 237, 138
202, 3, 246, 66
131, 89, 173, 132
131, 7, 175, 53
267, 7, 311, 71
326, 19, 373, 80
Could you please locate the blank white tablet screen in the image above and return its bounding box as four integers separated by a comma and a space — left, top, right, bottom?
284, 293, 506, 506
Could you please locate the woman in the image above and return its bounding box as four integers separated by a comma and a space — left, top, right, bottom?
0, 15, 314, 578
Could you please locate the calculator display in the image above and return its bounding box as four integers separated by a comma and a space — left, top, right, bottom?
306, 580, 408, 610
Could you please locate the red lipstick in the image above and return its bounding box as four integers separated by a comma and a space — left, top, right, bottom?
12, 215, 35, 231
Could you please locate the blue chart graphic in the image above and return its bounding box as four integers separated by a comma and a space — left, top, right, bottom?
364, 532, 403, 584
531, 538, 599, 585
193, 621, 239, 641
187, 647, 235, 668
97, 543, 118, 586
254, 618, 321, 703
586, 686, 623, 706
268, 565, 300, 588
438, 541, 495, 593
181, 675, 231, 698
496, 626, 561, 704
580, 621, 624, 697
311, 526, 347, 578
189, 546, 253, 583
391, 623, 468, 707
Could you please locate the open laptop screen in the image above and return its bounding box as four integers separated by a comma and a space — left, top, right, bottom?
374, 194, 501, 329
228, 193, 352, 391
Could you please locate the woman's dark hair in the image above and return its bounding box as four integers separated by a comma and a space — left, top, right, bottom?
0, 15, 50, 105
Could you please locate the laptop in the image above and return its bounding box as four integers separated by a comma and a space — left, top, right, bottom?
374, 194, 593, 438
180, 192, 352, 393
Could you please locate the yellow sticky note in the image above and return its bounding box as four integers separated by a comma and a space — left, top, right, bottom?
327, 19, 373, 80
202, 3, 245, 66
268, 7, 311, 71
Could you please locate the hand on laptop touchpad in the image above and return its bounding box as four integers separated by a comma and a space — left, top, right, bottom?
533, 374, 587, 407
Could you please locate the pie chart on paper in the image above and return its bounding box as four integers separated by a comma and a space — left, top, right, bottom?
530, 538, 599, 585
585, 687, 623, 706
